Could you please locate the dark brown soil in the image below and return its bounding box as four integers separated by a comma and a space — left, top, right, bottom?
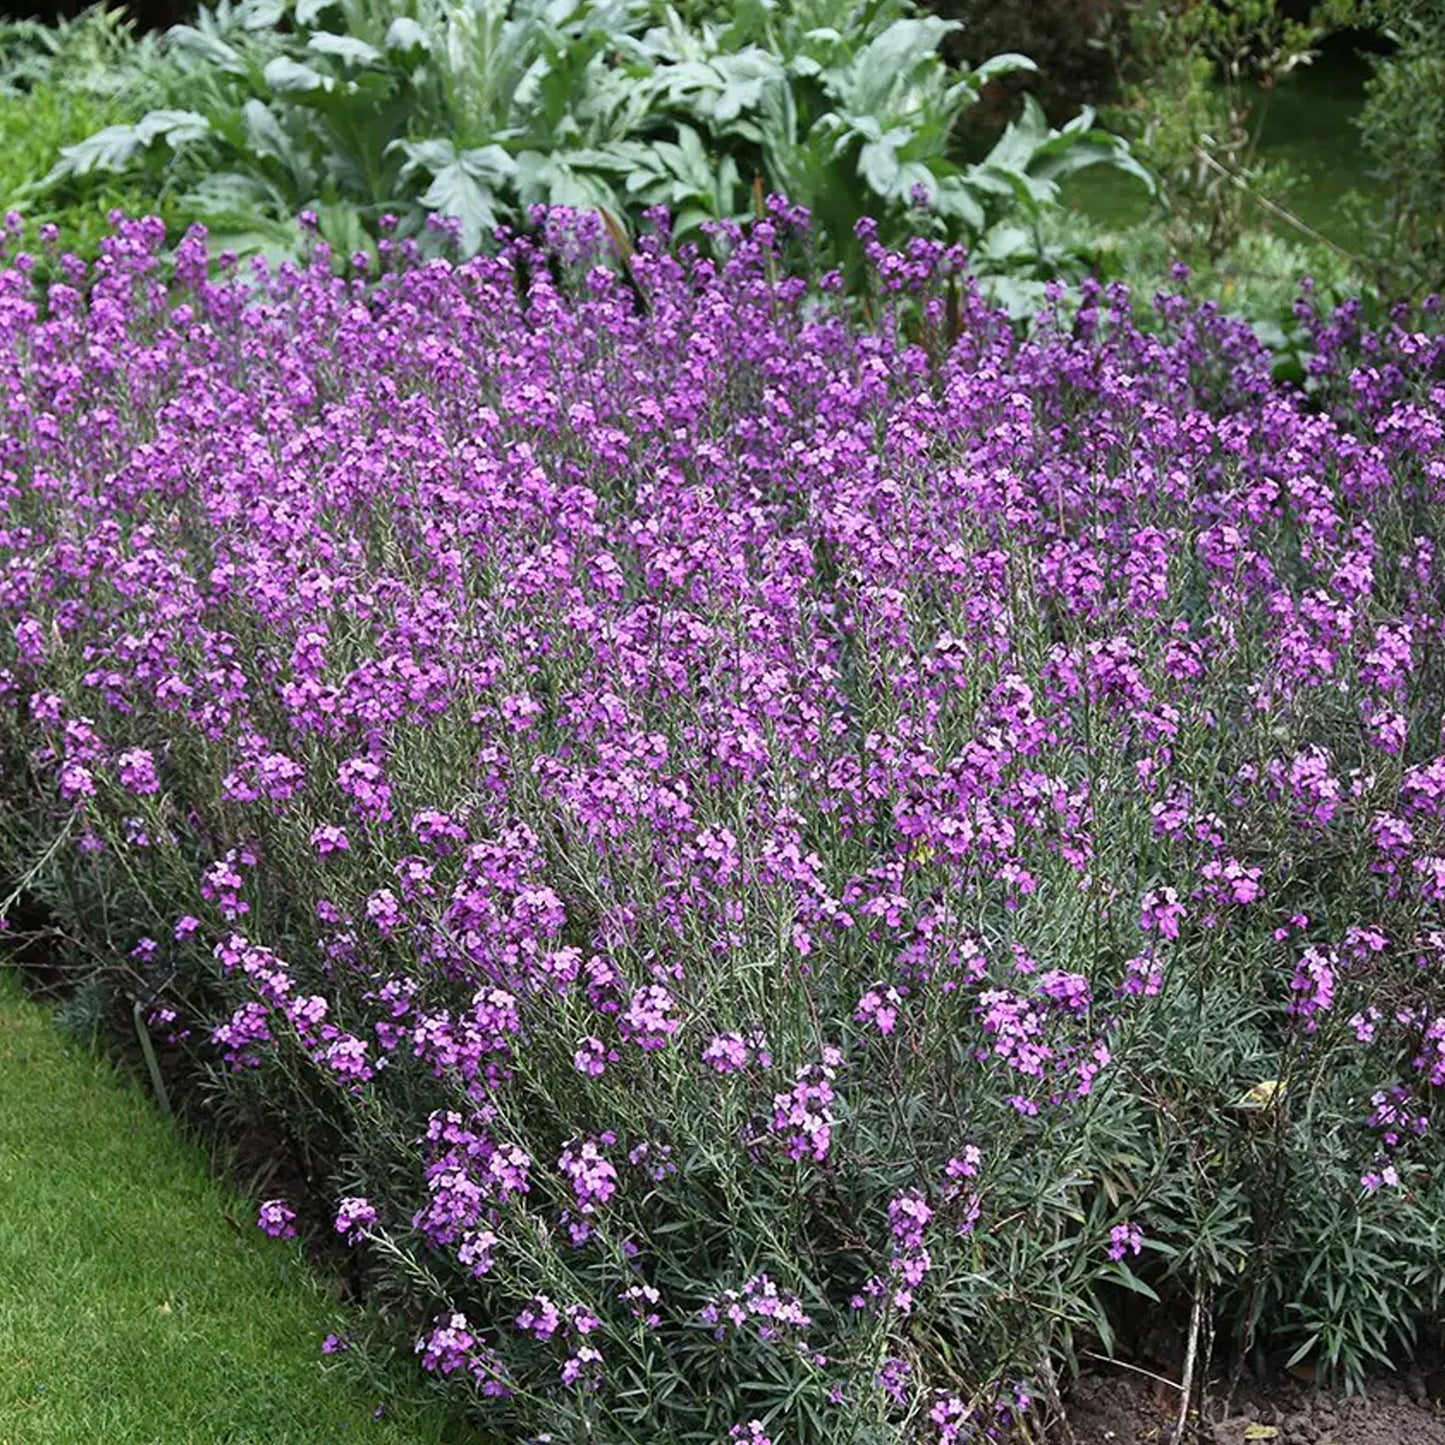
1064, 1369, 1445, 1445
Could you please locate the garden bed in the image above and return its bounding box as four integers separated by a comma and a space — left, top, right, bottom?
1067, 1367, 1445, 1444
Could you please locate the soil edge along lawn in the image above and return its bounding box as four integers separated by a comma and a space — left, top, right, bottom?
0, 968, 455, 1445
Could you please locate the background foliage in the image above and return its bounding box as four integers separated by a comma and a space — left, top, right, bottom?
0, 8, 183, 256
16, 0, 1148, 289
1354, 0, 1445, 294
8, 0, 1445, 312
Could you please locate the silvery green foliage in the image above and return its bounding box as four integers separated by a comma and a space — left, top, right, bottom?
39, 0, 1149, 278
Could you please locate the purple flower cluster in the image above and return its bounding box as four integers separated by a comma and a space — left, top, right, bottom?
700, 1273, 815, 1347
1107, 1221, 1144, 1263
4, 210, 1445, 1441
416, 1311, 511, 1397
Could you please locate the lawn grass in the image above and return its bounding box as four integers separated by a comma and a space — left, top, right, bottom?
0, 969, 466, 1445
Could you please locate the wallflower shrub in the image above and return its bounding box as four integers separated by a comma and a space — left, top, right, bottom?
1, 208, 1444, 1443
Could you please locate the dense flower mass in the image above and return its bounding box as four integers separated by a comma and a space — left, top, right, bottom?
2, 208, 1445, 1438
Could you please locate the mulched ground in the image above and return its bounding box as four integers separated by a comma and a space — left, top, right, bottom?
1065, 1369, 1445, 1445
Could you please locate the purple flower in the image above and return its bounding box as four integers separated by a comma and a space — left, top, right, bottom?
1361, 1165, 1401, 1193
258, 1199, 297, 1239
888, 1189, 934, 1251
58, 761, 95, 800
728, 1426, 774, 1445
1107, 1221, 1143, 1262
700, 1273, 812, 1344
335, 755, 392, 822
770, 1049, 843, 1163
335, 1196, 377, 1243
212, 1002, 271, 1070
416, 1312, 475, 1375
10, 202, 1445, 1439
1139, 887, 1184, 940
855, 984, 903, 1035
573, 1035, 615, 1077
618, 1283, 661, 1328
458, 1228, 499, 1278
309, 824, 351, 857
701, 1029, 769, 1074
558, 1138, 618, 1214
116, 747, 160, 794
1288, 946, 1337, 1031
619, 985, 681, 1050
1200, 857, 1265, 907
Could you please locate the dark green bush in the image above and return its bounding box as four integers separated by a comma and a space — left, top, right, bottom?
1355, 0, 1445, 292
923, 0, 1128, 130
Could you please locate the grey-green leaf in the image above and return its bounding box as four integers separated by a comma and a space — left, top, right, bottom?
307, 32, 382, 67
263, 55, 334, 94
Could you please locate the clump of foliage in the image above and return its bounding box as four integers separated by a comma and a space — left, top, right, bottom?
28, 0, 1147, 282
1354, 0, 1445, 293
2, 210, 1444, 1442
1104, 0, 1331, 261
0, 8, 182, 258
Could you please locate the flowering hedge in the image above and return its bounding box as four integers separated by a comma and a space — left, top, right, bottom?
1, 209, 1444, 1443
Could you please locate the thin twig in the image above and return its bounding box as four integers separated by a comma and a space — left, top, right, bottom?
1079, 1350, 1184, 1392
1189, 145, 1366, 268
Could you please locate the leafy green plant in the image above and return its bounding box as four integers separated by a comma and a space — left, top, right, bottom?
0, 3, 163, 98
1354, 0, 1445, 293
623, 0, 1150, 280
0, 10, 182, 261
34, 0, 1151, 280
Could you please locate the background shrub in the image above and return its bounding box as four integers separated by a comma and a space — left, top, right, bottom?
1354, 0, 1445, 293
0, 7, 182, 257
1100, 0, 1333, 261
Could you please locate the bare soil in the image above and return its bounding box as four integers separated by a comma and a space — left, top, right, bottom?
1064, 1369, 1445, 1445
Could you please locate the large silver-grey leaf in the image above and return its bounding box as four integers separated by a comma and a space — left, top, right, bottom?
968, 52, 1036, 84
242, 97, 295, 165
404, 140, 518, 254
384, 17, 430, 54
293, 0, 335, 26
929, 175, 987, 232
44, 109, 212, 181
166, 24, 243, 70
